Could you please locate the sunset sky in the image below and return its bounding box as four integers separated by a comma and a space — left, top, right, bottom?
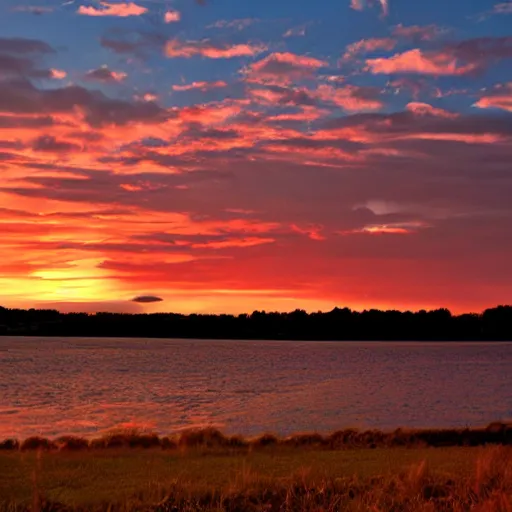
0, 0, 511, 314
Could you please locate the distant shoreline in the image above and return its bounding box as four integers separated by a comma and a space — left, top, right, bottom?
2, 335, 512, 342
1, 305, 512, 341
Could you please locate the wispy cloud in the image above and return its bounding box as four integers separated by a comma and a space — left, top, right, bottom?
165, 40, 266, 59
172, 80, 228, 91
78, 2, 147, 17
494, 2, 512, 14
380, 0, 389, 16
392, 24, 446, 41
342, 37, 396, 61
207, 18, 257, 30
84, 65, 127, 82
284, 26, 307, 38
244, 52, 327, 85
11, 5, 54, 14
351, 0, 388, 16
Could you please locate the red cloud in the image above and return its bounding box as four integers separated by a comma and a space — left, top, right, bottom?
366, 48, 478, 75
78, 2, 147, 17
165, 40, 266, 59
244, 52, 327, 85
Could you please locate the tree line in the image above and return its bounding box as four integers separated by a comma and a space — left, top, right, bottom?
0, 305, 511, 340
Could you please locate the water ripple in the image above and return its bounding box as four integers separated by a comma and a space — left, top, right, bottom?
0, 338, 511, 438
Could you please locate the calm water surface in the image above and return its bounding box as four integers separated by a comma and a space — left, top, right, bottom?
1, 337, 511, 439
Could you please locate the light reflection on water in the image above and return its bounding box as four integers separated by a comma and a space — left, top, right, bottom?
1, 337, 511, 438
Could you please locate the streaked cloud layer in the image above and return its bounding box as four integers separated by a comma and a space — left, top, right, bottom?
0, 0, 511, 314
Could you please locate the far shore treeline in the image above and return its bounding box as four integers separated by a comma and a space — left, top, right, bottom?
0, 305, 511, 340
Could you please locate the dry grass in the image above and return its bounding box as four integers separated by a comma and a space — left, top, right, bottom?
2, 447, 512, 511
1, 427, 512, 510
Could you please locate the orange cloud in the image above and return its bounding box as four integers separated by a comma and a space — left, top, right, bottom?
368, 37, 512, 76
134, 93, 158, 102
50, 69, 67, 80
165, 40, 266, 59
474, 83, 512, 112
77, 2, 147, 17
366, 48, 478, 75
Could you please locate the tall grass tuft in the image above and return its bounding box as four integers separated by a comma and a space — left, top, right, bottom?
20, 437, 56, 451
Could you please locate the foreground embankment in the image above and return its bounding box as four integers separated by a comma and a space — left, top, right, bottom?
2, 423, 512, 451
1, 425, 512, 511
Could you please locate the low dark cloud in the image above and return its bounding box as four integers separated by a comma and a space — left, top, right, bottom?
100, 31, 166, 59
132, 295, 164, 303
0, 114, 55, 128
32, 135, 81, 153
0, 54, 54, 79
0, 37, 54, 54
0, 79, 169, 127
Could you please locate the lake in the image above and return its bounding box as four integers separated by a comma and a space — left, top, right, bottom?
1, 337, 511, 439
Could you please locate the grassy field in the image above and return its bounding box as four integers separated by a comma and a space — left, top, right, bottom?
1, 427, 512, 510
1, 444, 511, 511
